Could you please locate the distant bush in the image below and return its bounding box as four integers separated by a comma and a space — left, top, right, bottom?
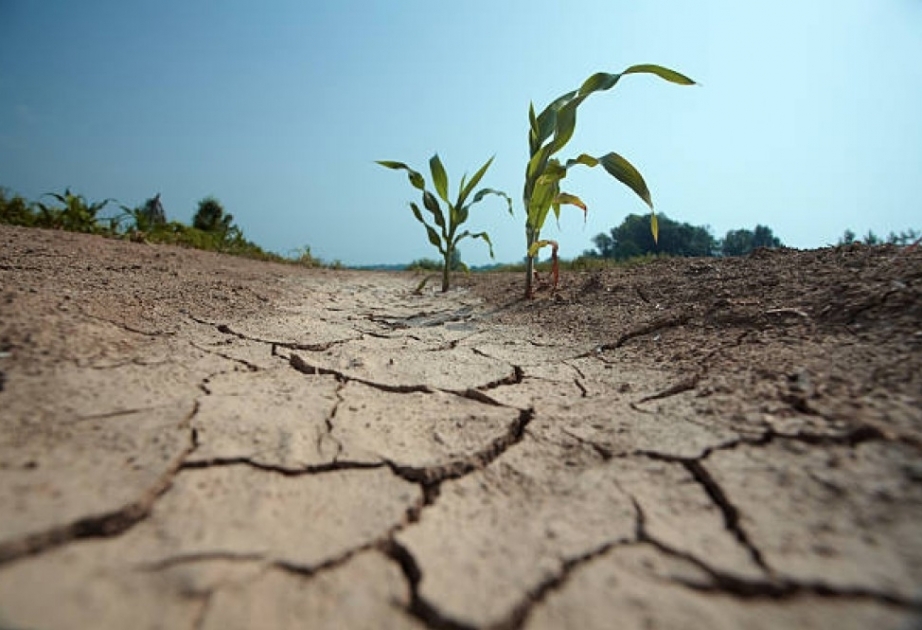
0, 188, 34, 226
289, 245, 323, 267
0, 186, 290, 264
406, 258, 442, 272
837, 228, 920, 247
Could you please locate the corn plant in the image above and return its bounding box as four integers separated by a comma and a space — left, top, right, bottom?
377, 154, 512, 292
523, 64, 696, 297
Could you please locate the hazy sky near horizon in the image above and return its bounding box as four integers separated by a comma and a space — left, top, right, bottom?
1, 1, 920, 265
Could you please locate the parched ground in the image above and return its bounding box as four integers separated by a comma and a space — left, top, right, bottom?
1, 223, 920, 629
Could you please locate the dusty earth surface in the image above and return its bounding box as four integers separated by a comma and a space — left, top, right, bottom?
1, 223, 921, 630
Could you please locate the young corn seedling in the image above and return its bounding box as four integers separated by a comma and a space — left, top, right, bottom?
523, 64, 696, 297
377, 154, 512, 292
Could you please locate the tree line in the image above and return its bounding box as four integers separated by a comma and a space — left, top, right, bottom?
582, 214, 920, 261
836, 228, 920, 247
584, 213, 783, 260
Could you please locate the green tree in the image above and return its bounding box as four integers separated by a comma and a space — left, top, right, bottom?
752, 224, 782, 249
0, 188, 35, 226
193, 196, 234, 234
591, 214, 715, 260
719, 224, 782, 256
720, 229, 754, 256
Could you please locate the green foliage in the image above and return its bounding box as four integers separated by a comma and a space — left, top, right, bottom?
193, 196, 234, 233
837, 227, 920, 247
377, 154, 512, 292
0, 187, 284, 263
590, 216, 784, 259
34, 189, 114, 233
521, 64, 696, 296
289, 245, 322, 267
135, 193, 167, 231
113, 193, 168, 234
406, 258, 442, 272
141, 220, 281, 261
0, 188, 35, 226
885, 228, 920, 246
591, 213, 716, 260
719, 225, 782, 256
837, 229, 857, 245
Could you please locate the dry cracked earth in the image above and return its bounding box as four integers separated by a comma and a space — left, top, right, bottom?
1, 223, 921, 630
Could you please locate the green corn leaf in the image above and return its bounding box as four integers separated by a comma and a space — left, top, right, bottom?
536, 160, 567, 186
526, 145, 553, 189
429, 154, 450, 203
456, 230, 495, 259
564, 153, 599, 169
527, 178, 558, 230
623, 64, 697, 86
599, 152, 653, 209
547, 97, 582, 156
535, 90, 576, 146
527, 239, 556, 258
410, 203, 446, 253
529, 102, 540, 153
428, 226, 446, 253
409, 201, 426, 225
457, 155, 495, 208
578, 72, 622, 96
422, 191, 447, 229
456, 204, 469, 226
554, 192, 587, 214
547, 191, 588, 227
377, 160, 426, 190
472, 188, 514, 215
651, 211, 659, 243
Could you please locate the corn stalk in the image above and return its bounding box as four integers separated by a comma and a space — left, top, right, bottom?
378, 155, 512, 292
523, 64, 696, 297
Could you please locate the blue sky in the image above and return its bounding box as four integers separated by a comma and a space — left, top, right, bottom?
1, 1, 920, 265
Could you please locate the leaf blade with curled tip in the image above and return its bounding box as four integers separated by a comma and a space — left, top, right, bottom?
599, 152, 653, 209
376, 160, 426, 190
623, 64, 697, 86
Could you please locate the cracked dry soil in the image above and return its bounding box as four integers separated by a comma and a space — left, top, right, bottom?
1, 223, 921, 630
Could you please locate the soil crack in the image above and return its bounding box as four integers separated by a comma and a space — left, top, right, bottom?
385, 408, 534, 486
382, 538, 477, 630
681, 460, 770, 573
587, 312, 693, 353
179, 456, 385, 476
288, 352, 432, 393
0, 401, 199, 565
